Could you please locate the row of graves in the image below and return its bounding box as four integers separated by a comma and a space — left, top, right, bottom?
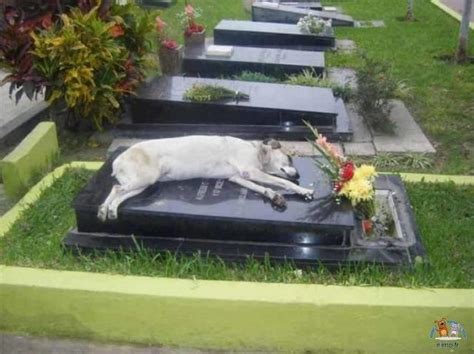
65, 1, 426, 268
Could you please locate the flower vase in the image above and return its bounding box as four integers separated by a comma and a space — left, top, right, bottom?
158, 45, 183, 75
184, 29, 206, 47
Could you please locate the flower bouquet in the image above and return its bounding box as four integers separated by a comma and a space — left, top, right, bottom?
155, 16, 182, 75
297, 15, 332, 35
177, 3, 205, 47
305, 121, 378, 234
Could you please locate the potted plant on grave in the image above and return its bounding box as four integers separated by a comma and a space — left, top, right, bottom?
177, 3, 205, 47
0, 2, 155, 130
155, 15, 182, 75
304, 122, 380, 236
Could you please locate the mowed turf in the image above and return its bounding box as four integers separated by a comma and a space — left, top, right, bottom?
0, 168, 472, 288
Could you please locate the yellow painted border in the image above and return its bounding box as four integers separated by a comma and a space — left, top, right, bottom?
431, 0, 474, 30
0, 161, 103, 237
0, 163, 473, 351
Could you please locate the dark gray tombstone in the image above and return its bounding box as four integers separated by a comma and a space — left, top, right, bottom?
64, 154, 426, 268
213, 20, 335, 51
280, 2, 323, 10
139, 0, 174, 7
182, 42, 325, 78
252, 3, 355, 27
126, 76, 352, 141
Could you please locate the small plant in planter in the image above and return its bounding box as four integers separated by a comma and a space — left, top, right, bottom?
177, 3, 205, 47
155, 15, 182, 75
354, 53, 400, 133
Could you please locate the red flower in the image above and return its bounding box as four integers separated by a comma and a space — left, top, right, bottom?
339, 161, 355, 182
109, 24, 124, 38
184, 23, 204, 37
333, 181, 343, 193
155, 16, 166, 33
362, 219, 373, 234
161, 39, 178, 50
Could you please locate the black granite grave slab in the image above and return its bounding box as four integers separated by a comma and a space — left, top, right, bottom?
64, 153, 427, 267
130, 76, 338, 130
71, 154, 354, 244
121, 96, 352, 142
140, 0, 174, 7
252, 3, 355, 27
213, 20, 335, 51
183, 42, 325, 78
280, 2, 323, 11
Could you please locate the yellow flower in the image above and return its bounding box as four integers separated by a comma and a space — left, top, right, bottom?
340, 176, 374, 206
355, 164, 377, 180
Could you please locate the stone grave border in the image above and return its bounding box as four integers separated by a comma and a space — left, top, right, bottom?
1, 162, 473, 352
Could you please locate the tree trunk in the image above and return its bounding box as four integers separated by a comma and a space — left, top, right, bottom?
406, 0, 415, 21
456, 0, 473, 63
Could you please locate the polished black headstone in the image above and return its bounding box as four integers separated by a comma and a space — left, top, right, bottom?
64, 153, 427, 267
72, 154, 354, 243
280, 2, 323, 10
183, 41, 325, 78
213, 20, 335, 51
130, 76, 344, 134
252, 3, 355, 27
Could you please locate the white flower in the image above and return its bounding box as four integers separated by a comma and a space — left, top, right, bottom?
297, 15, 332, 35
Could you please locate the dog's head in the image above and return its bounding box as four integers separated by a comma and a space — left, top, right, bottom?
259, 139, 299, 179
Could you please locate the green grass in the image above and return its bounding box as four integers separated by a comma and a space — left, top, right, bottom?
327, 0, 474, 174
1, 168, 472, 288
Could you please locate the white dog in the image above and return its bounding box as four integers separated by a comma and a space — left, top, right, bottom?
97, 136, 314, 221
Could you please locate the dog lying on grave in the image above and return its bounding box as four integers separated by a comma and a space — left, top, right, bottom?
97, 136, 314, 221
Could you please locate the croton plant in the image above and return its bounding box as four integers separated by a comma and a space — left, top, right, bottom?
0, 0, 155, 130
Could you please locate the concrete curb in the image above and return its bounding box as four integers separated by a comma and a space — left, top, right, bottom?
431, 0, 474, 29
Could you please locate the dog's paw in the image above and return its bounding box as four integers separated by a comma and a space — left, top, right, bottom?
271, 193, 287, 210
107, 208, 118, 220
97, 205, 108, 222
303, 190, 314, 201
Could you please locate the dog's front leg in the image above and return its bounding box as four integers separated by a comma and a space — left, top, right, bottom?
247, 170, 314, 201
229, 176, 287, 209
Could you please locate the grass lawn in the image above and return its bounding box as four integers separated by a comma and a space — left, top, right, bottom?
57, 1, 473, 175
1, 168, 472, 288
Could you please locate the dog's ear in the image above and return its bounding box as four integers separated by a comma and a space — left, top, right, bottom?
258, 142, 273, 165
262, 138, 281, 150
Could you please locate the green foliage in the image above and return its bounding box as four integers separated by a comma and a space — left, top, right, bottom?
232, 71, 280, 83
373, 153, 402, 168
8, 3, 155, 130
285, 69, 353, 100
354, 53, 400, 133
0, 168, 473, 288
402, 153, 433, 170
183, 84, 249, 102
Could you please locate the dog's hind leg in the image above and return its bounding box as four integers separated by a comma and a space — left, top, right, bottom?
229, 175, 287, 209
107, 183, 148, 220
246, 170, 314, 201
98, 185, 121, 222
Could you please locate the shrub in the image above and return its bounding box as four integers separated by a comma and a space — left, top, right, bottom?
285, 69, 352, 101
354, 53, 399, 133
1, 3, 155, 130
